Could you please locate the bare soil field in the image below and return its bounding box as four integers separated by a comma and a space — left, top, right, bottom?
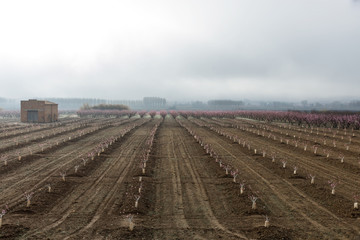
1, 116, 360, 239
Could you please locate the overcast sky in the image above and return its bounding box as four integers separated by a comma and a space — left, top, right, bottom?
0, 0, 359, 102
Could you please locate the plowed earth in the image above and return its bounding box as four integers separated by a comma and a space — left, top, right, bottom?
1, 117, 360, 239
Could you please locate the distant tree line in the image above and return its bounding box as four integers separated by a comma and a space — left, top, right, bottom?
207, 99, 243, 110
58, 97, 168, 111
208, 100, 244, 106
80, 103, 129, 111
43, 98, 145, 110
143, 97, 166, 108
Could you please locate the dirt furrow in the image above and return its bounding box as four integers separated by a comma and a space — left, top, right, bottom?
20, 120, 155, 239
210, 120, 360, 201
0, 119, 138, 209
150, 118, 247, 239
150, 120, 192, 239
173, 124, 248, 240
186, 119, 358, 239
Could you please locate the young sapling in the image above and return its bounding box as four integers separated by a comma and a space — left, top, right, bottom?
82, 158, 87, 166
224, 165, 231, 175
323, 149, 330, 158
249, 195, 258, 209
264, 215, 270, 228
1, 155, 7, 166
138, 183, 143, 194
239, 181, 246, 195
89, 152, 95, 160
25, 192, 34, 207
271, 152, 276, 163
46, 184, 52, 193
339, 154, 344, 163
60, 171, 67, 182
312, 145, 318, 155
0, 209, 6, 228
74, 165, 79, 173
354, 194, 359, 209
293, 166, 298, 175
140, 162, 146, 174
142, 158, 148, 168
134, 195, 141, 208
205, 145, 210, 154
126, 214, 135, 231
308, 174, 316, 184
231, 169, 238, 183
328, 179, 339, 195
345, 143, 350, 151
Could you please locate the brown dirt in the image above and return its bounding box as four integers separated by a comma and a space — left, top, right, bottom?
0, 117, 360, 239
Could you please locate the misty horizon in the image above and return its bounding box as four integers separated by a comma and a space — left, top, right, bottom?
3, 96, 360, 112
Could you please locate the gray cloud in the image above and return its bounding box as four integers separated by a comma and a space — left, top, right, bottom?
0, 0, 360, 102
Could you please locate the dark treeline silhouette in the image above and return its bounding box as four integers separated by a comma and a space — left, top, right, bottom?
81, 103, 130, 111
